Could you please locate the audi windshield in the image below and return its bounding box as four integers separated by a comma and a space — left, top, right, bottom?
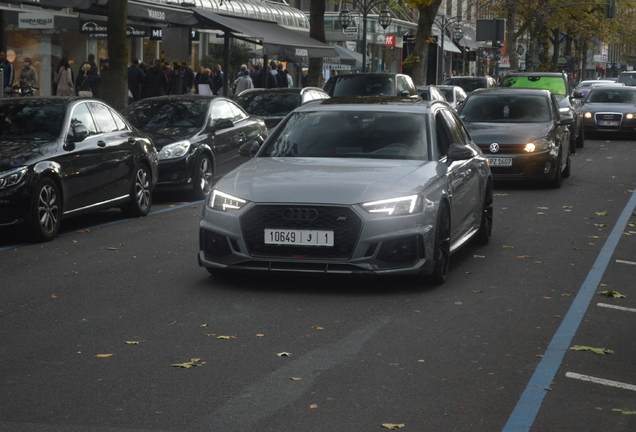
262, 111, 431, 160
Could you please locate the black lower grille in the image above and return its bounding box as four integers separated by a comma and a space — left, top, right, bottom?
377, 235, 422, 264
240, 205, 363, 259
477, 143, 524, 154
201, 229, 232, 259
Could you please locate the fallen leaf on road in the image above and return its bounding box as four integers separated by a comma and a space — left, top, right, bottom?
217, 336, 231, 339
554, 316, 562, 319
312, 325, 324, 330
310, 404, 318, 409
537, 212, 546, 215
561, 294, 572, 297
594, 224, 607, 227
201, 324, 208, 327
503, 245, 514, 248
563, 206, 573, 209
516, 255, 532, 259
543, 297, 553, 299
418, 359, 425, 363
570, 345, 613, 355
382, 424, 405, 430
50, 294, 57, 299
473, 290, 483, 293
95, 354, 115, 358
205, 334, 216, 337
612, 409, 636, 415
291, 377, 302, 381
125, 341, 142, 345
413, 310, 421, 313
77, 229, 91, 233
455, 302, 463, 305
538, 207, 548, 209
277, 352, 292, 357
256, 334, 264, 337
599, 290, 626, 298
473, 255, 485, 258
595, 211, 608, 216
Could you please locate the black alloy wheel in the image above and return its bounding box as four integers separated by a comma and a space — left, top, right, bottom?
121, 164, 152, 217
547, 150, 563, 189
474, 181, 493, 245
429, 203, 451, 284
29, 177, 61, 242
193, 154, 213, 200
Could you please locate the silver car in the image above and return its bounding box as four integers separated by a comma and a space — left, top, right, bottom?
198, 98, 493, 284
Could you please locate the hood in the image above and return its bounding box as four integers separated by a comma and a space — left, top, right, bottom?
0, 139, 58, 171
141, 128, 199, 149
465, 122, 554, 145
582, 102, 636, 113
214, 157, 442, 205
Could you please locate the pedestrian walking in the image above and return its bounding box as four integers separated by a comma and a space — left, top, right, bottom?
75, 63, 96, 97
233, 70, 253, 96
19, 57, 38, 89
0, 51, 15, 97
127, 59, 145, 101
211, 69, 223, 95
184, 65, 195, 94
54, 58, 74, 96
285, 69, 293, 88
145, 59, 168, 97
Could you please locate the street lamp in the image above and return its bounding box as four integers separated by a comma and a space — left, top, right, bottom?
339, 0, 392, 73
434, 14, 462, 84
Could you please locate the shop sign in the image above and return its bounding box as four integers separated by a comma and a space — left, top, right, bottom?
385, 35, 396, 46
149, 28, 199, 41
80, 21, 150, 38
18, 13, 54, 29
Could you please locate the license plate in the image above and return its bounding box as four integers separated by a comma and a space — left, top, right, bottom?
488, 157, 513, 167
598, 120, 619, 126
264, 229, 334, 246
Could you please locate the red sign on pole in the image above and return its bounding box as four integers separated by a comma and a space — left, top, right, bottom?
385, 35, 396, 46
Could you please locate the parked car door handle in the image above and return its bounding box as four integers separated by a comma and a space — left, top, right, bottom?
97, 140, 107, 147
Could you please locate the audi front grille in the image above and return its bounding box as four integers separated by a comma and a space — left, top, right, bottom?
240, 205, 363, 259
595, 112, 622, 129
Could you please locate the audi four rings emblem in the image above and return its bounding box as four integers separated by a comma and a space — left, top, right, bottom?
489, 143, 500, 153
282, 208, 318, 221
603, 115, 613, 119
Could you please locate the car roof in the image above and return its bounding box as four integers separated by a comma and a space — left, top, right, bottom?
468, 87, 553, 97
133, 95, 223, 102
294, 97, 436, 113
505, 71, 566, 77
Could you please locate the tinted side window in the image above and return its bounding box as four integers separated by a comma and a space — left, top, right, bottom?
110, 108, 130, 131
441, 109, 466, 145
70, 103, 98, 135
435, 111, 454, 158
89, 102, 118, 133
228, 101, 247, 122
211, 100, 235, 123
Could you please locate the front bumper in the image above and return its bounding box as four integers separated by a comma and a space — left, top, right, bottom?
155, 156, 195, 190
583, 113, 636, 134
483, 149, 558, 182
198, 202, 437, 275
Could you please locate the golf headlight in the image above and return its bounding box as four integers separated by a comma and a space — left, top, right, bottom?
362, 195, 422, 216
524, 138, 553, 153
158, 141, 190, 160
209, 190, 247, 211
0, 167, 27, 190
584, 112, 593, 119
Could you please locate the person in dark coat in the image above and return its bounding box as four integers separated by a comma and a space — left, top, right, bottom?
211, 69, 223, 95
127, 58, 145, 101
254, 64, 278, 89
75, 63, 96, 97
194, 66, 212, 94
145, 59, 168, 97
184, 66, 195, 94
276, 64, 287, 88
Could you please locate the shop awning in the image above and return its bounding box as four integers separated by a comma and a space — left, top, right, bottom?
127, 0, 199, 26
11, 0, 106, 9
190, 8, 337, 60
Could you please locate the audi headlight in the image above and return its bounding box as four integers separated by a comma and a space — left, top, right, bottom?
626, 113, 634, 120
362, 195, 422, 216
158, 141, 190, 160
524, 138, 553, 153
0, 167, 27, 190
584, 112, 593, 119
209, 190, 247, 211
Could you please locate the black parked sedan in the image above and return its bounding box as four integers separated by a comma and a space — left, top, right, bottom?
234, 87, 329, 130
458, 88, 573, 188
0, 97, 158, 242
581, 86, 636, 138
122, 96, 267, 199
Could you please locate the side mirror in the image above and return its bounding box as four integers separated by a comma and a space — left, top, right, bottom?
68, 124, 89, 144
447, 144, 473, 162
559, 115, 575, 126
239, 140, 261, 158
209, 118, 234, 133
399, 90, 411, 97
572, 91, 584, 99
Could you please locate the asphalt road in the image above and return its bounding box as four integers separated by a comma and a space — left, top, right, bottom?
1, 138, 635, 432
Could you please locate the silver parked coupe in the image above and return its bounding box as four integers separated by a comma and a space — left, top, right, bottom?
198, 98, 493, 283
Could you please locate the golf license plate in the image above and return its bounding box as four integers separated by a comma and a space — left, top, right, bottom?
264, 229, 334, 246
488, 157, 513, 167
598, 120, 619, 126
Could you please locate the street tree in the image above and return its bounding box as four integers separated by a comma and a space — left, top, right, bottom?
403, 0, 443, 85
103, 0, 129, 111
308, 0, 326, 87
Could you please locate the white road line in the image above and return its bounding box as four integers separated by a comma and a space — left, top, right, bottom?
598, 302, 636, 313
616, 259, 636, 265
566, 372, 636, 391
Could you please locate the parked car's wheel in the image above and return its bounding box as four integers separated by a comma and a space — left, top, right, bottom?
575, 128, 584, 148
121, 164, 152, 217
429, 203, 451, 284
192, 153, 213, 200
547, 151, 563, 189
29, 177, 61, 242
562, 149, 572, 178
474, 182, 493, 245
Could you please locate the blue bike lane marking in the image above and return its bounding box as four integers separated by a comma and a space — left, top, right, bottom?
0, 201, 202, 253
503, 190, 636, 432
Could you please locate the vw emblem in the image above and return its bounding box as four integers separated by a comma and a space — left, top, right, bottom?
282, 207, 319, 221
489, 142, 500, 153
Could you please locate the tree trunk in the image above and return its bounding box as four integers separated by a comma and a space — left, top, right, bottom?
506, 1, 518, 71
308, 0, 326, 88
103, 0, 129, 111
411, 0, 443, 86
550, 28, 561, 72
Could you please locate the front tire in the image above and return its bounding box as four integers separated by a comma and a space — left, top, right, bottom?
547, 152, 562, 189
562, 149, 572, 178
192, 154, 213, 200
575, 128, 584, 148
429, 203, 451, 285
474, 181, 493, 245
121, 164, 152, 217
29, 177, 61, 242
